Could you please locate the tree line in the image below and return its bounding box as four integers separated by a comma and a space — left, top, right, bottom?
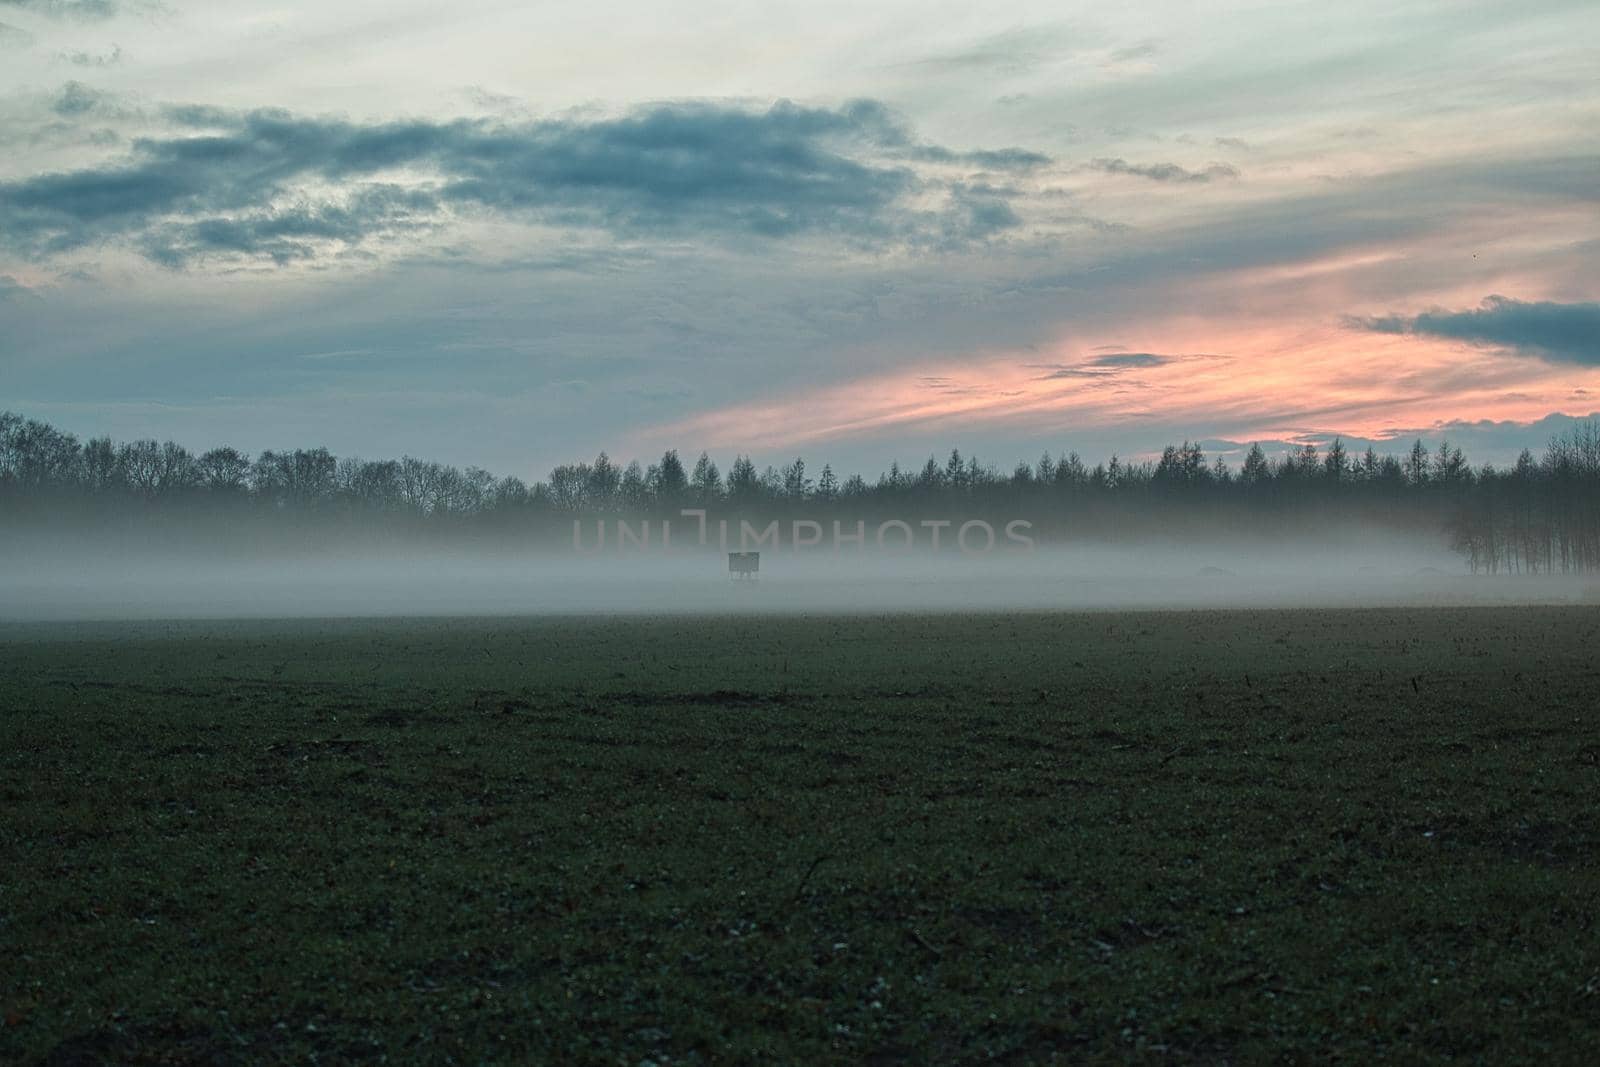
3, 410, 1598, 571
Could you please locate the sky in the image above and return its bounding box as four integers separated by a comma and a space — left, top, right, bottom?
1, 0, 1597, 480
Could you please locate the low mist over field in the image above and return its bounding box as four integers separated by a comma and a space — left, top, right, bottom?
5, 411, 1600, 620
5, 534, 1595, 622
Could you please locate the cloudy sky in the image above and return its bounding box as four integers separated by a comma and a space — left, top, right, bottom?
1, 0, 1597, 478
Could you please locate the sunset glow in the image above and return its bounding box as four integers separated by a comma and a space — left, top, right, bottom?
1, 0, 1596, 473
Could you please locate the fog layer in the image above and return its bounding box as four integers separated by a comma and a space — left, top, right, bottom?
3, 532, 1595, 621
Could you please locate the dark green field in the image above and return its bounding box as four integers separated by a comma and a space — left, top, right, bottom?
3, 608, 1598, 1064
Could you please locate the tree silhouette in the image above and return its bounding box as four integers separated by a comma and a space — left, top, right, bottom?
690, 452, 722, 503
4, 408, 1599, 572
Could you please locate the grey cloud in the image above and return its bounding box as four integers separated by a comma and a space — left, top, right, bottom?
139, 185, 442, 267
1025, 351, 1219, 382
1029, 352, 1188, 379
827, 98, 1050, 170
1353, 295, 1600, 365
938, 186, 1023, 244
1032, 368, 1106, 380
872, 410, 1600, 480
1090, 352, 1172, 368
51, 80, 110, 115
0, 19, 31, 45
906, 144, 1051, 170
0, 99, 1043, 266
1090, 157, 1240, 183
1418, 411, 1600, 455
1290, 411, 1600, 467
62, 43, 122, 65
0, 0, 120, 19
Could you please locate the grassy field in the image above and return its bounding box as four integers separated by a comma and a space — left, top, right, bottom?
2, 608, 1598, 1064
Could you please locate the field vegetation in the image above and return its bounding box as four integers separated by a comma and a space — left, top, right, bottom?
3, 608, 1598, 1063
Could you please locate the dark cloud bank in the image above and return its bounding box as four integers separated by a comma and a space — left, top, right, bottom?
1355, 295, 1600, 366
0, 98, 1049, 266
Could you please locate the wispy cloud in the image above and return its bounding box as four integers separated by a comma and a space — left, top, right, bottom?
898, 27, 1066, 75
1089, 157, 1239, 183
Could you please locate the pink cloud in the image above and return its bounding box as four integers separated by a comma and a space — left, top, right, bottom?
648, 308, 1600, 454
